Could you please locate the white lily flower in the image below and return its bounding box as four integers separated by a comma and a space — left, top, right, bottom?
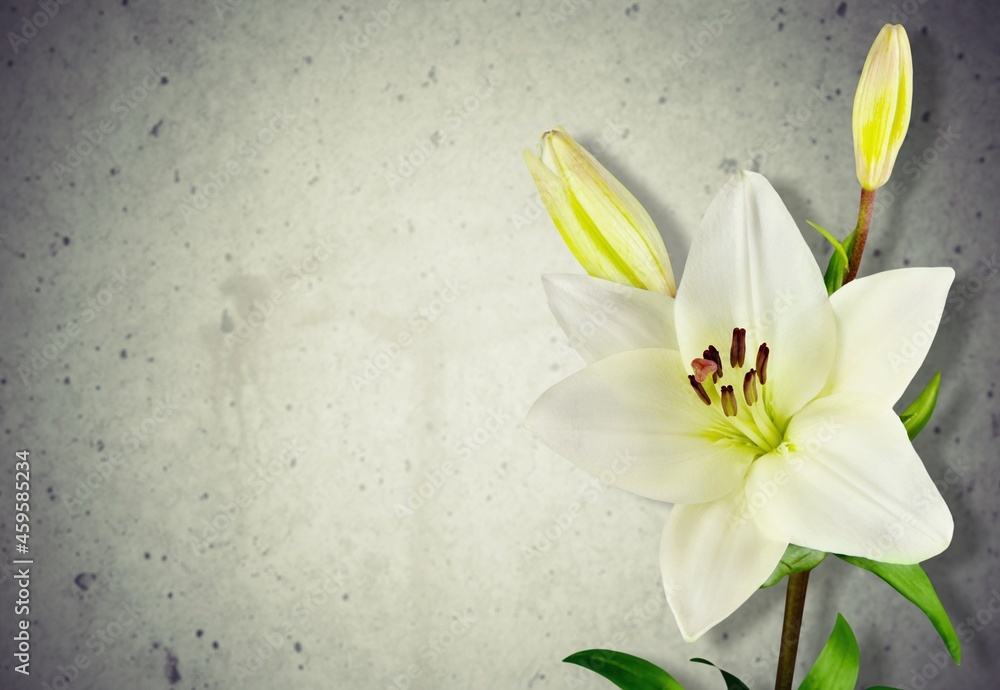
527, 171, 954, 642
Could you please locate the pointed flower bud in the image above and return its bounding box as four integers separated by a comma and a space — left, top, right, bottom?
853, 24, 913, 191
524, 126, 676, 295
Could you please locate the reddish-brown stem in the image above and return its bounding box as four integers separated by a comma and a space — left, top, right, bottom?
843, 187, 877, 285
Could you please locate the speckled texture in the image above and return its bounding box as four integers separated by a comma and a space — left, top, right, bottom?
0, 0, 997, 688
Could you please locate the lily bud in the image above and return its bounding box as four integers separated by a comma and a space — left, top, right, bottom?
853, 24, 913, 190
524, 126, 676, 295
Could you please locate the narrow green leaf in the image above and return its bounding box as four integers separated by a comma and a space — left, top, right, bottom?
689, 658, 750, 690
798, 613, 860, 690
808, 220, 849, 266
837, 556, 961, 664
822, 230, 855, 295
563, 649, 685, 690
899, 372, 941, 440
761, 544, 827, 588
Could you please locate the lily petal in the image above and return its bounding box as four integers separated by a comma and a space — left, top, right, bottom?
542, 273, 677, 363
661, 488, 788, 642
746, 393, 953, 563
526, 349, 757, 504
825, 267, 954, 406
674, 172, 836, 424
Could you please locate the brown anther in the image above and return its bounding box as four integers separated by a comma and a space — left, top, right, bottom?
756, 343, 769, 385
704, 345, 723, 380
730, 328, 746, 368
743, 368, 758, 406
688, 374, 711, 406
720, 385, 738, 417
691, 358, 718, 384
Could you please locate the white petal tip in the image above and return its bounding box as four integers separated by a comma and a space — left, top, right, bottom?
671, 608, 709, 643
665, 590, 714, 643
539, 272, 572, 290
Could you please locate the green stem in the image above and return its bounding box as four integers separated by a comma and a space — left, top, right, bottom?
842, 187, 877, 285
774, 570, 810, 690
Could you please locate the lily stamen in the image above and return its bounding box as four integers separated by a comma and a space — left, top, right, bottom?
743, 368, 758, 406
720, 385, 738, 417
704, 345, 724, 382
688, 375, 711, 406
730, 328, 746, 368
756, 343, 770, 385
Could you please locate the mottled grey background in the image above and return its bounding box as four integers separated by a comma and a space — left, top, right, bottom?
0, 0, 997, 688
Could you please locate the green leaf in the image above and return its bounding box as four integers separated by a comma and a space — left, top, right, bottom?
563, 649, 685, 690
689, 658, 750, 690
837, 556, 961, 664
808, 220, 850, 266
822, 229, 855, 295
899, 372, 941, 440
761, 544, 827, 588
798, 613, 860, 690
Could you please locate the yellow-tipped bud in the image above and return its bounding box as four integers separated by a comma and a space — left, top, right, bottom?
853, 24, 913, 190
523, 126, 676, 295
